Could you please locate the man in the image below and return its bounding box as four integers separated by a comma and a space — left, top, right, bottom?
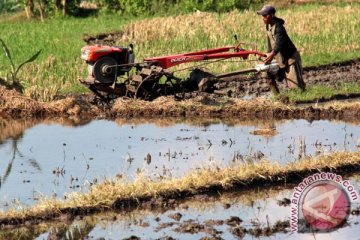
257, 5, 306, 91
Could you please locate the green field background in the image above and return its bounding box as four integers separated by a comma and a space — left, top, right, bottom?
0, 2, 359, 99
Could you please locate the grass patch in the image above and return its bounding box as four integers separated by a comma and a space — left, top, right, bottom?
0, 13, 132, 98
281, 83, 360, 103
0, 151, 359, 225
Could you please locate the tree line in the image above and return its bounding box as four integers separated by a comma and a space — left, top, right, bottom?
1, 0, 265, 18
0, 0, 80, 18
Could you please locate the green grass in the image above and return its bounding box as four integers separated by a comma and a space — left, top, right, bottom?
0, 3, 359, 100
0, 13, 133, 95
282, 83, 360, 103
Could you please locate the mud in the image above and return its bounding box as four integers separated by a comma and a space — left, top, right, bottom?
1, 159, 360, 228
1, 179, 359, 239
1, 84, 360, 121
201, 58, 360, 99
171, 218, 289, 238
0, 58, 359, 120
303, 58, 360, 86
1, 166, 359, 239
83, 31, 124, 45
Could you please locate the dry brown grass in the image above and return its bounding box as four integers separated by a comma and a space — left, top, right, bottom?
0, 85, 43, 113
0, 150, 359, 224
320, 101, 360, 110
111, 96, 287, 117
0, 185, 288, 239
1, 83, 359, 120
119, 4, 360, 69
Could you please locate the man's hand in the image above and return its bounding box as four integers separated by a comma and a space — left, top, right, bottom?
264, 51, 275, 64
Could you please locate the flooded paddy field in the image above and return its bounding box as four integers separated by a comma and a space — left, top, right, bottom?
0, 118, 359, 208
1, 174, 360, 239
0, 117, 360, 239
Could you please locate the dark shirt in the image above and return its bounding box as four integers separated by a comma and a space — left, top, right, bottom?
266, 17, 297, 64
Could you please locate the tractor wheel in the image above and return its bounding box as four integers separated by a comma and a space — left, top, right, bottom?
93, 56, 117, 84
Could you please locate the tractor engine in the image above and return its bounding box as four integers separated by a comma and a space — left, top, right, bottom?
81, 45, 135, 84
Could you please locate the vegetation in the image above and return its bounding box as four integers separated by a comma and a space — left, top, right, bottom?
0, 3, 359, 100
0, 14, 130, 99
0, 38, 41, 92
95, 0, 265, 15
282, 83, 360, 103
13, 0, 356, 18
0, 0, 22, 13
0, 150, 359, 224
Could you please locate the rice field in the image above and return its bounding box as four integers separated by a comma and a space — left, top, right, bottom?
1, 149, 359, 223
0, 3, 359, 237
0, 3, 359, 100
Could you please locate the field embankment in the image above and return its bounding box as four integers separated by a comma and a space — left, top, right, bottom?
1, 57, 360, 121
0, 151, 359, 227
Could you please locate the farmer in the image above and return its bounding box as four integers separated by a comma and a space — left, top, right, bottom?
257, 5, 306, 91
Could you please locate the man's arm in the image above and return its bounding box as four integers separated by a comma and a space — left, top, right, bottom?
264, 35, 275, 64
267, 36, 272, 53
273, 24, 286, 55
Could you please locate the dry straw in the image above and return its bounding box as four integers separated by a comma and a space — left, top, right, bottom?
0, 150, 359, 223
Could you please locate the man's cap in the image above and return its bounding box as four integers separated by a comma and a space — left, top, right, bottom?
257, 5, 276, 16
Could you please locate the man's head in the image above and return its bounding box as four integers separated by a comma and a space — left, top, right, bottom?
257, 5, 276, 25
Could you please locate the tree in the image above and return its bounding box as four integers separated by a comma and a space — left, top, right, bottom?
25, 0, 34, 18
23, 0, 81, 18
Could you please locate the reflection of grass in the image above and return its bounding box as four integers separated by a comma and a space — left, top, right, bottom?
0, 151, 359, 225
281, 83, 360, 103
249, 128, 278, 137
0, 216, 97, 240
0, 187, 286, 239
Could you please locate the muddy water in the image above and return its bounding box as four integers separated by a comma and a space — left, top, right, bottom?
0, 119, 359, 209
3, 174, 359, 239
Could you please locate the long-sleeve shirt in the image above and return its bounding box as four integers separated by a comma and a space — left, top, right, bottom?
266, 17, 297, 65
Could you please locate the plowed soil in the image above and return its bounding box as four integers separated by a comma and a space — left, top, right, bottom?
203, 58, 360, 99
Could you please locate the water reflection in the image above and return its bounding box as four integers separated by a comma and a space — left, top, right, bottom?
0, 118, 359, 209
0, 175, 359, 240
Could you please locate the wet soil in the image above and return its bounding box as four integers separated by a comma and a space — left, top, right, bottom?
0, 195, 290, 240
1, 159, 360, 228
1, 180, 359, 239
1, 87, 360, 122
202, 57, 360, 100
0, 58, 359, 120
